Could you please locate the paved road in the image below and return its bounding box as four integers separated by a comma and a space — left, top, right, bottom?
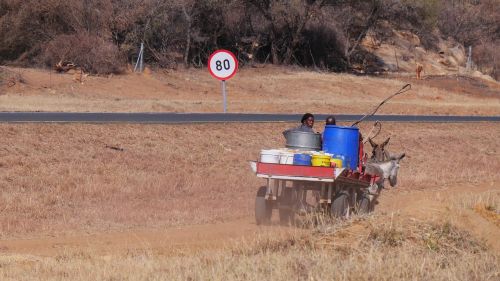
0, 112, 499, 123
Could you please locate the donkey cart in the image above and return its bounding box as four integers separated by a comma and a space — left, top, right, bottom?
249, 162, 382, 225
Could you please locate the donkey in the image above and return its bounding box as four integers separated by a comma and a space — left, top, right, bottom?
368, 137, 391, 163
365, 153, 406, 189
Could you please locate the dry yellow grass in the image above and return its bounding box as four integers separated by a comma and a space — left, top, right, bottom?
0, 122, 499, 279
0, 122, 499, 238
1, 66, 499, 115
0, 215, 497, 280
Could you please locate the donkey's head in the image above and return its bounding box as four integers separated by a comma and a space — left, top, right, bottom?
387, 153, 405, 187
368, 137, 391, 162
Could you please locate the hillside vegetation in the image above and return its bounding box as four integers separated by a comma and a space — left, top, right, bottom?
0, 0, 498, 79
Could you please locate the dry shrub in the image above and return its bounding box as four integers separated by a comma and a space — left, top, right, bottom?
379, 0, 441, 50
1, 0, 498, 75
41, 33, 125, 74
454, 190, 500, 226
473, 204, 500, 227
473, 41, 499, 80
299, 22, 347, 71
438, 0, 499, 47
367, 223, 405, 247
0, 66, 25, 88
366, 219, 486, 254
456, 190, 499, 212
438, 0, 499, 80
0, 0, 75, 62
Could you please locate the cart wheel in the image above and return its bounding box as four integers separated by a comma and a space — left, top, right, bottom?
279, 188, 295, 226
255, 186, 272, 225
331, 193, 349, 218
357, 195, 373, 215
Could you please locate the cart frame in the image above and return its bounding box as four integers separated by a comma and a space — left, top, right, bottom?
251, 161, 381, 225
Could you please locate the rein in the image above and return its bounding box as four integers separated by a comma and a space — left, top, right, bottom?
351, 83, 411, 127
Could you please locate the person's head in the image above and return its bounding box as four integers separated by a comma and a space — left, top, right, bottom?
325, 115, 336, 125
301, 113, 314, 128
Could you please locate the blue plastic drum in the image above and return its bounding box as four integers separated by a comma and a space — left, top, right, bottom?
322, 125, 359, 169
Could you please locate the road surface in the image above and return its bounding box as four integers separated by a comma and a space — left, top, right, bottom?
0, 112, 499, 123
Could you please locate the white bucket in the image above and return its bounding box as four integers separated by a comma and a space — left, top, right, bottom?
279, 151, 295, 165
260, 149, 281, 164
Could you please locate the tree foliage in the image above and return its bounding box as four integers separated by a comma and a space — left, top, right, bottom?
0, 0, 497, 78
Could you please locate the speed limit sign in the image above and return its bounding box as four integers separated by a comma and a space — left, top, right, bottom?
208, 50, 238, 81
208, 50, 238, 113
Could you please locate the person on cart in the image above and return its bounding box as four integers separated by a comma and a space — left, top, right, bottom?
282, 113, 315, 136
325, 115, 336, 126
281, 113, 321, 215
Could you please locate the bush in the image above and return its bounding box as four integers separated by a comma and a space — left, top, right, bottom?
379, 0, 441, 50
473, 41, 499, 80
296, 23, 347, 71
0, 0, 497, 78
437, 0, 499, 80
41, 33, 125, 74
0, 0, 76, 63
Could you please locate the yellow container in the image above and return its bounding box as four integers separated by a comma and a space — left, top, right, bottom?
311, 154, 331, 167
330, 158, 343, 168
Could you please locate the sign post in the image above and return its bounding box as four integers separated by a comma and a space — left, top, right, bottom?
221, 80, 227, 113
208, 50, 238, 113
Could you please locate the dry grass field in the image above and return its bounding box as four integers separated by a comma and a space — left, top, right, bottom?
0, 65, 499, 279
1, 66, 499, 115
0, 122, 498, 280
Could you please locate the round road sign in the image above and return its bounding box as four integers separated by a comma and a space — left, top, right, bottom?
208, 50, 238, 81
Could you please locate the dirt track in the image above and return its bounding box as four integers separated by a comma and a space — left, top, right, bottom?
1, 181, 497, 257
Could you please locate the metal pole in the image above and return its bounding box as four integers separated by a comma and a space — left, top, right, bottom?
139, 43, 144, 72
466, 46, 472, 72
134, 43, 144, 73
222, 80, 227, 113
133, 52, 139, 72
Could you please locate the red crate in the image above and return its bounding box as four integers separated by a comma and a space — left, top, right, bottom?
256, 162, 335, 178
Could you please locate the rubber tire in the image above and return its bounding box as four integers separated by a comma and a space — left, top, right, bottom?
255, 186, 272, 225
279, 188, 295, 225
357, 196, 373, 215
331, 193, 349, 218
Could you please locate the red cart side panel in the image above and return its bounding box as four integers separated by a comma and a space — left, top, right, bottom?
256, 162, 335, 178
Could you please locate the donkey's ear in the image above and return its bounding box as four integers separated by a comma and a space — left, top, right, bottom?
368, 138, 377, 147
382, 137, 391, 146
398, 153, 406, 161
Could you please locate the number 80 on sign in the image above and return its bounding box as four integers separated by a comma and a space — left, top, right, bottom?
208, 50, 238, 81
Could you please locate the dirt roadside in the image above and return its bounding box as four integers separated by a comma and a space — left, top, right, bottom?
1, 181, 497, 257
1, 66, 499, 115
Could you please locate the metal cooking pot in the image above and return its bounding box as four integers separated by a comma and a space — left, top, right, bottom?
283, 131, 322, 151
